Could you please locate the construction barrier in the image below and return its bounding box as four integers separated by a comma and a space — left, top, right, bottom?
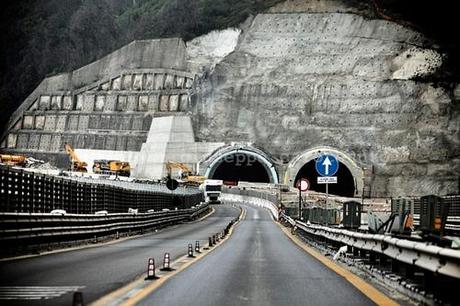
0, 165, 203, 213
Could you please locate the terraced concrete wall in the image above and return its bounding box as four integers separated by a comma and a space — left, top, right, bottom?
2, 39, 194, 165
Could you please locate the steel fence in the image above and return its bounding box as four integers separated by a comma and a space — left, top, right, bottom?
0, 165, 203, 214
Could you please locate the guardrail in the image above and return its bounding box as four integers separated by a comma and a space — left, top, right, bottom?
223, 186, 279, 203
0, 203, 210, 256
222, 187, 279, 220
280, 212, 460, 279
0, 165, 203, 213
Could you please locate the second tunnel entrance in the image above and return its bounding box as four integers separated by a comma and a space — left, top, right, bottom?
294, 159, 356, 197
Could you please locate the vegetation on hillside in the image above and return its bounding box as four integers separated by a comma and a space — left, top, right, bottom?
0, 0, 458, 134
0, 0, 282, 133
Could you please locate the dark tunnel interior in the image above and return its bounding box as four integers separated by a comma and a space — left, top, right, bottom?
294, 160, 355, 197
210, 153, 271, 183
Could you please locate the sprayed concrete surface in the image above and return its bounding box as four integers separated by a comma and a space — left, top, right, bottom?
2, 0, 459, 197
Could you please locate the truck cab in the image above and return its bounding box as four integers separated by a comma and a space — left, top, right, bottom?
203, 179, 223, 204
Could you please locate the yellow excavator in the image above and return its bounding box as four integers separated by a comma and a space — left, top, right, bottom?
64, 143, 88, 172
93, 160, 131, 177
0, 154, 27, 166
165, 161, 205, 185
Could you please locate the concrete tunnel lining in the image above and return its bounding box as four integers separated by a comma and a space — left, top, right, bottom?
285, 147, 365, 197
203, 148, 279, 184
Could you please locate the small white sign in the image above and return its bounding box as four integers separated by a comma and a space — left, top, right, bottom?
317, 176, 337, 184
297, 178, 310, 192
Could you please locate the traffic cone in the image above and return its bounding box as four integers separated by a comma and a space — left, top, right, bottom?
195, 241, 201, 253
145, 258, 157, 280
206, 236, 212, 249
160, 253, 173, 271
188, 243, 195, 258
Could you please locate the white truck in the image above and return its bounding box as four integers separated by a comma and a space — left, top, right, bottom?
203, 179, 223, 204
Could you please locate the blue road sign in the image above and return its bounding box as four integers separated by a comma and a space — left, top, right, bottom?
315, 154, 339, 177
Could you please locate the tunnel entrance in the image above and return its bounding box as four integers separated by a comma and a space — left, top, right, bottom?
294, 159, 355, 197
209, 153, 271, 183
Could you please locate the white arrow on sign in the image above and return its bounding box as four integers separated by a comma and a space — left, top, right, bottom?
322, 156, 332, 176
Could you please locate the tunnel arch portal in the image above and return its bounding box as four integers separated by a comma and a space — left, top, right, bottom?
201, 145, 279, 184
285, 147, 365, 197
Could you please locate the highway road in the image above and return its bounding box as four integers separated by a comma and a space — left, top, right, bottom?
136, 204, 375, 306
0, 205, 240, 305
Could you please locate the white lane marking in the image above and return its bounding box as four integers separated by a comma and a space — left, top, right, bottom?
0, 286, 84, 300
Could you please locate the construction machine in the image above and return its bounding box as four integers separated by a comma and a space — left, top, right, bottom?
64, 143, 88, 172
93, 159, 131, 177
165, 161, 205, 185
0, 154, 27, 167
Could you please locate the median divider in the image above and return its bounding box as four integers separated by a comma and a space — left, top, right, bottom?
0, 203, 211, 258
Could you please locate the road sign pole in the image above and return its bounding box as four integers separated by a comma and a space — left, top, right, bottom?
325, 183, 328, 226
298, 187, 301, 220
296, 178, 309, 220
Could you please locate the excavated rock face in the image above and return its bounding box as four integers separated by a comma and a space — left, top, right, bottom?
192, 3, 459, 196
1, 0, 459, 197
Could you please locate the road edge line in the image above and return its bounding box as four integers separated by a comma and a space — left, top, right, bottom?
276, 222, 398, 306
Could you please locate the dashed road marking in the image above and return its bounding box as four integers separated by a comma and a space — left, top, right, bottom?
0, 286, 84, 300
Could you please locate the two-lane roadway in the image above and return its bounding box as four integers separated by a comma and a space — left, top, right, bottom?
0, 205, 240, 305
136, 204, 376, 306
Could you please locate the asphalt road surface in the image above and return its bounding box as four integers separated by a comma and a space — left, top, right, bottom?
137, 204, 375, 306
0, 205, 240, 306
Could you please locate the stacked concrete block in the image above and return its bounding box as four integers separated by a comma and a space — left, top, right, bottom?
2, 39, 194, 165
